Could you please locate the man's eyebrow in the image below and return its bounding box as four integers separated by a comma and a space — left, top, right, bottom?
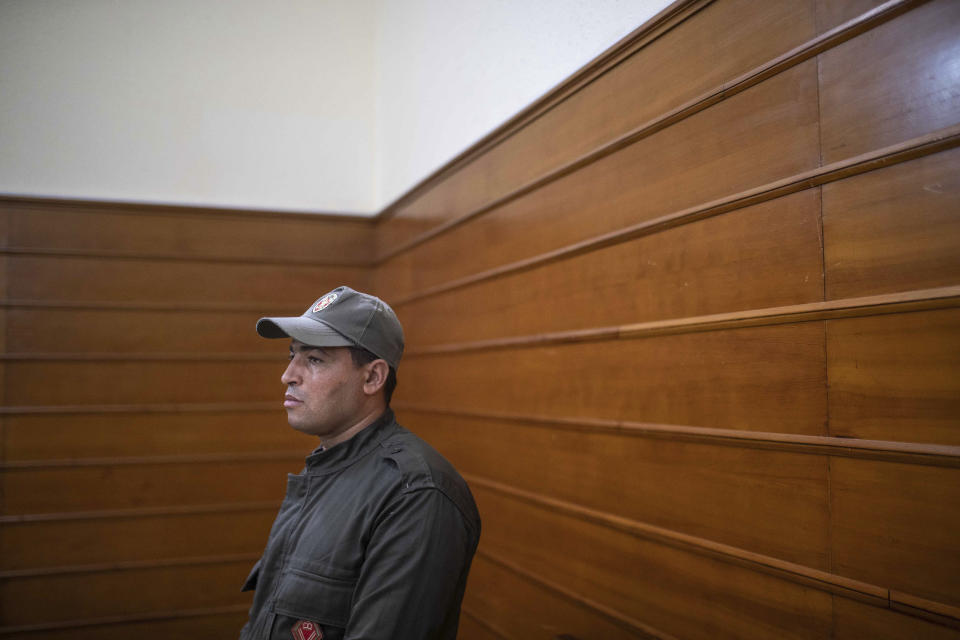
289, 343, 330, 356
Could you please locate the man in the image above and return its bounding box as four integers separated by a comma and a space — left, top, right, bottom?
239, 286, 481, 640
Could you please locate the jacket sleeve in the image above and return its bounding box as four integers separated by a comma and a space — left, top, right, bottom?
345, 487, 477, 640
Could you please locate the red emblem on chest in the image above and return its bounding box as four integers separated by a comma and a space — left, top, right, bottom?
292, 619, 323, 640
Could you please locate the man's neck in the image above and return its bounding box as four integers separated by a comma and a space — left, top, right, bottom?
320, 403, 388, 450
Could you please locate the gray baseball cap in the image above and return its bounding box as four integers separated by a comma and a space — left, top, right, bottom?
256, 286, 404, 369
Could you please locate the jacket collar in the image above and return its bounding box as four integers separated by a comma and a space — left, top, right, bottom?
303, 408, 397, 474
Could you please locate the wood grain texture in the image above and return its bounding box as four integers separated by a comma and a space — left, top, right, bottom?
0, 560, 252, 627
827, 308, 960, 445
397, 403, 960, 468
463, 553, 645, 640
0, 197, 373, 265
398, 322, 827, 435
3, 411, 311, 460
0, 509, 275, 571
823, 146, 960, 299
376, 0, 816, 256
398, 189, 824, 347
832, 597, 960, 640
377, 61, 820, 300
4, 360, 286, 405
4, 307, 282, 354
819, 0, 960, 163
0, 608, 249, 640
815, 0, 892, 34
5, 254, 368, 306
2, 458, 299, 514
831, 458, 960, 608
405, 409, 829, 569
471, 485, 833, 640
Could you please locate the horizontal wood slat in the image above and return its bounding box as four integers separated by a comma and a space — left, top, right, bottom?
3, 307, 286, 354
832, 597, 960, 640
376, 0, 919, 264
0, 553, 260, 580
399, 322, 827, 435
459, 607, 510, 640
831, 458, 960, 609
377, 60, 821, 301
823, 145, 960, 300
827, 308, 960, 445
476, 549, 672, 640
2, 411, 311, 460
388, 126, 960, 308
473, 487, 833, 640
400, 188, 824, 348
0, 245, 368, 268
404, 286, 960, 356
396, 405, 960, 468
0, 560, 252, 628
819, 0, 960, 163
0, 604, 249, 638
0, 508, 275, 571
413, 410, 829, 569
2, 459, 299, 514
0, 450, 305, 470
466, 474, 960, 628
3, 255, 368, 306
463, 553, 646, 640
0, 501, 279, 524
0, 402, 277, 415
3, 360, 283, 405
0, 299, 302, 313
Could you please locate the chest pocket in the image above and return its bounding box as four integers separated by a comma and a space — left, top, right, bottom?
271, 568, 355, 639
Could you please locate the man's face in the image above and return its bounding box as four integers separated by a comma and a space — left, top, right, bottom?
281, 340, 367, 441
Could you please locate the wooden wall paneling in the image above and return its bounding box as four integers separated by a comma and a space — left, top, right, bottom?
832, 597, 960, 640
404, 410, 830, 569
823, 146, 960, 300
458, 611, 509, 640
463, 553, 645, 640
5, 255, 369, 307
471, 485, 834, 640
376, 60, 821, 301
5, 307, 289, 355
0, 609, 250, 640
0, 198, 375, 266
826, 308, 960, 444
3, 411, 312, 460
398, 323, 827, 435
375, 0, 816, 256
3, 360, 287, 406
0, 509, 276, 571
814, 0, 894, 34
2, 458, 300, 514
0, 560, 253, 628
818, 0, 960, 164
398, 188, 824, 347
831, 458, 960, 609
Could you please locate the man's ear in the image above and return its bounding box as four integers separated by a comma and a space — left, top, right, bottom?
362, 359, 389, 396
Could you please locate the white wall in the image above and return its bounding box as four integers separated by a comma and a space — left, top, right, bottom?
373, 0, 672, 210
0, 0, 671, 214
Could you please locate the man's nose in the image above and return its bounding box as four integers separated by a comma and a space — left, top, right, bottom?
281, 360, 299, 385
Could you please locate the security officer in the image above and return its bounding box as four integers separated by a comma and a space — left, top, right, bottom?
240, 286, 480, 640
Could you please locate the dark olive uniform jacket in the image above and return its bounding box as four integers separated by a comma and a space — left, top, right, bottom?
239, 409, 481, 639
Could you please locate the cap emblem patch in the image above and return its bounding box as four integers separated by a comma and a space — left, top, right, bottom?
313, 293, 338, 312
292, 619, 323, 640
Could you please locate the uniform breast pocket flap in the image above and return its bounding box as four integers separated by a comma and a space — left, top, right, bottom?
274, 567, 355, 629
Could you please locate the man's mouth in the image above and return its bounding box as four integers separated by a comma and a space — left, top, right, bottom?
284, 394, 302, 408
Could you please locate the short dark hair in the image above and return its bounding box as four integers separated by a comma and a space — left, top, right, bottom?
348, 346, 397, 405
